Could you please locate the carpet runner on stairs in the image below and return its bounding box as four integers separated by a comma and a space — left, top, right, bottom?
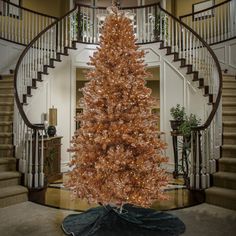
0, 74, 28, 208
206, 74, 236, 210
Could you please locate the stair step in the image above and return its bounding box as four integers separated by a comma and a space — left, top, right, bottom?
213, 172, 236, 190
0, 86, 14, 95
223, 122, 236, 132
0, 158, 16, 171
0, 185, 28, 208
0, 74, 14, 80
0, 122, 12, 132
222, 145, 236, 158
0, 111, 14, 122
0, 171, 21, 188
0, 145, 14, 158
0, 133, 12, 145
223, 111, 236, 121
0, 94, 14, 102
223, 82, 236, 88
219, 157, 236, 172
0, 102, 14, 112
222, 102, 236, 112
223, 132, 236, 145
205, 186, 236, 210
222, 86, 236, 93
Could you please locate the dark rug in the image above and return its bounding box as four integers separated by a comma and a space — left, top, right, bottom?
61, 204, 185, 236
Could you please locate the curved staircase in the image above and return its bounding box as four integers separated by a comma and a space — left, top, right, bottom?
0, 2, 226, 209
0, 74, 28, 207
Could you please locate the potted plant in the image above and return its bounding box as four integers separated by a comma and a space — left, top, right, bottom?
179, 114, 201, 137
170, 104, 185, 130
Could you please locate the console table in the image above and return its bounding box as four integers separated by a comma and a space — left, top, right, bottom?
42, 136, 63, 183
171, 131, 190, 186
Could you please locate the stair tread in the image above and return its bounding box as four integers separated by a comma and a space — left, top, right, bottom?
219, 157, 236, 164
0, 185, 28, 199
0, 121, 12, 125
0, 144, 14, 149
222, 102, 236, 105
223, 111, 236, 115
0, 94, 14, 97
0, 102, 14, 105
222, 93, 236, 97
222, 145, 236, 150
0, 111, 14, 115
223, 132, 236, 137
0, 158, 16, 164
0, 133, 12, 137
0, 171, 21, 180
213, 171, 236, 179
223, 121, 236, 126
205, 186, 236, 200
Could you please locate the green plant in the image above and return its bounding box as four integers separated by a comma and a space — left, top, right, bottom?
179, 114, 201, 137
154, 12, 169, 41
170, 104, 186, 121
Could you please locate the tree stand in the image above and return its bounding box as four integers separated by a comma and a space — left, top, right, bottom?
62, 204, 185, 236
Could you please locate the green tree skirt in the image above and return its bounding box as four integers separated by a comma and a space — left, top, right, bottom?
62, 205, 185, 236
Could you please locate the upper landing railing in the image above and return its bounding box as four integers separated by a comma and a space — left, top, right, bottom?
0, 0, 57, 45
180, 0, 236, 45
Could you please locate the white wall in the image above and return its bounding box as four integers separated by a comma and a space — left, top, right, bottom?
211, 38, 236, 75
0, 39, 25, 74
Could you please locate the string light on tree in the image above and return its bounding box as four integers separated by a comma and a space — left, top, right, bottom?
66, 5, 168, 208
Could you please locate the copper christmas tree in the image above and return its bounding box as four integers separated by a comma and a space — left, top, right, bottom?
66, 6, 168, 208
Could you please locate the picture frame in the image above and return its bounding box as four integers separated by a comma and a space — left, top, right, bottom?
0, 0, 21, 19
192, 0, 215, 21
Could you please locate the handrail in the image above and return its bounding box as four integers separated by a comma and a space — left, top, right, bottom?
14, 6, 77, 130
158, 3, 222, 130
0, 0, 58, 19
179, 0, 235, 45
0, 0, 58, 45
180, 0, 231, 19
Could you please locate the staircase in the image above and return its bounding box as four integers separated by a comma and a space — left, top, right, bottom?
0, 74, 28, 208
206, 74, 236, 210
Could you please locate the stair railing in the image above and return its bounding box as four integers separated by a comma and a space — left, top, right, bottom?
0, 0, 57, 45
157, 4, 222, 190
180, 0, 236, 45
14, 2, 222, 191
14, 5, 79, 189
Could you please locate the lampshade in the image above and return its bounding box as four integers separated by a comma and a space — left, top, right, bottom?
49, 107, 57, 126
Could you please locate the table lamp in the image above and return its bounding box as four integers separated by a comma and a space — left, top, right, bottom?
48, 106, 57, 137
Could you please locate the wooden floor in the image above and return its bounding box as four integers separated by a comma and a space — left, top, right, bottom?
31, 174, 204, 212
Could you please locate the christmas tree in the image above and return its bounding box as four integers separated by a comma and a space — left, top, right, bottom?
66, 6, 168, 208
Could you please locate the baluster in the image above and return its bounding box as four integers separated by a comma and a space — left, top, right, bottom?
34, 130, 39, 188
195, 131, 200, 189
160, 10, 163, 41
39, 132, 44, 187
201, 130, 207, 189
21, 123, 26, 173
190, 131, 195, 188
24, 127, 29, 186
227, 2, 231, 39
221, 4, 224, 41
178, 24, 182, 58
224, 3, 227, 41
28, 129, 33, 188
